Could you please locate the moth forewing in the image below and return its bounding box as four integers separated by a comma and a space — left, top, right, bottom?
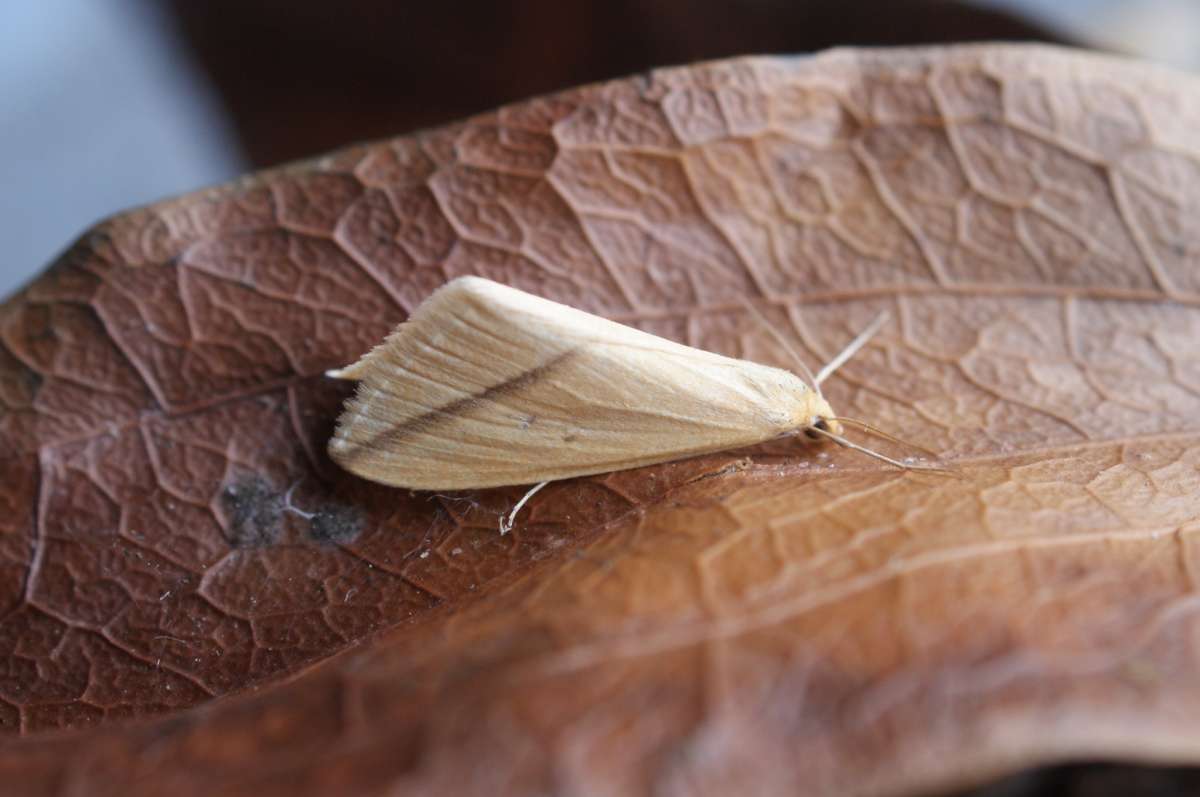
327, 277, 833, 490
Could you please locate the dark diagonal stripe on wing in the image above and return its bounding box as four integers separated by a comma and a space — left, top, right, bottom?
341, 348, 581, 464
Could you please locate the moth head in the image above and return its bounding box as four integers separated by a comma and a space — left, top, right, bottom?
802, 395, 842, 439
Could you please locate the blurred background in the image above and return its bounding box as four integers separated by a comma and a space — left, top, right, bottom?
3, 0, 1199, 298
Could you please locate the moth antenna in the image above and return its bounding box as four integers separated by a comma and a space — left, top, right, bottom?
738, 297, 821, 396
499, 480, 550, 535
828, 416, 940, 460
815, 311, 889, 386
807, 425, 952, 474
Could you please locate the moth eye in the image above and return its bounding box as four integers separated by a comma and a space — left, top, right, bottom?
804, 417, 830, 441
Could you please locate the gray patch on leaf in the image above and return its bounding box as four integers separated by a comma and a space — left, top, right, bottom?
308, 504, 364, 545
219, 478, 283, 548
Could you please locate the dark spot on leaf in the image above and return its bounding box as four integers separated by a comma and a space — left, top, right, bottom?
309, 504, 364, 545
20, 369, 43, 395
219, 477, 283, 548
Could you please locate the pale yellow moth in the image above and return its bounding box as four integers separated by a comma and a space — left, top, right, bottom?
327, 277, 931, 533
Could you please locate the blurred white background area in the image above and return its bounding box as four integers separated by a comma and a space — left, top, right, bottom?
974, 0, 1200, 69
0, 0, 244, 297
1, 0, 1197, 299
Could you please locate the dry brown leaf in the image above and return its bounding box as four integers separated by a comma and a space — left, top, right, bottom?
2, 44, 1200, 796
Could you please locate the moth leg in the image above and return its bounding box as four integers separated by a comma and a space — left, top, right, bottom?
499, 480, 550, 535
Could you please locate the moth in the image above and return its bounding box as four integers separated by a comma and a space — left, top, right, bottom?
327, 277, 936, 532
